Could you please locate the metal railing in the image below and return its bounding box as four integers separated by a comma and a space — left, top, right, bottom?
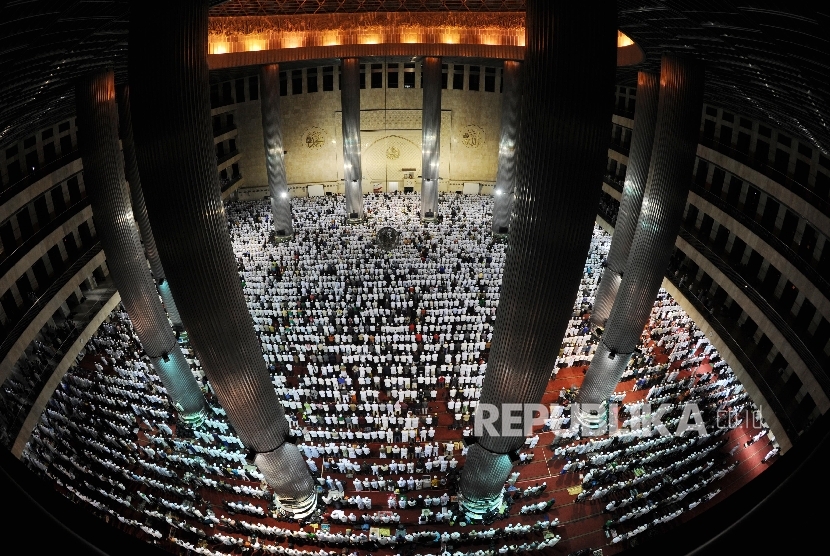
698, 134, 830, 218
678, 227, 830, 395
597, 198, 802, 435
0, 242, 102, 365
689, 182, 830, 300
0, 148, 82, 205
664, 271, 799, 439
0, 197, 90, 271
216, 149, 240, 167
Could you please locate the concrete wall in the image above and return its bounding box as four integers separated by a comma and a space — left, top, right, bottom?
233, 64, 502, 194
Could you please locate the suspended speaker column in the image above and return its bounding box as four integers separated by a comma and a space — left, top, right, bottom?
459, 1, 618, 516
128, 0, 316, 517
491, 60, 522, 236
591, 72, 659, 329
576, 55, 705, 428
340, 58, 363, 222
421, 56, 442, 221
75, 70, 206, 425
117, 84, 184, 329
260, 64, 293, 240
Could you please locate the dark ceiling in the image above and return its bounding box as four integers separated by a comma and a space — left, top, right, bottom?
0, 1, 827, 156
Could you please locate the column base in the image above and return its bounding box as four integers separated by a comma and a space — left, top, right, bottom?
458, 489, 506, 522
574, 401, 609, 432
179, 406, 208, 427
276, 490, 318, 520
269, 231, 293, 244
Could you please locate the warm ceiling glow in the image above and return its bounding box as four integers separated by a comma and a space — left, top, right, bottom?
617, 31, 634, 47
207, 13, 635, 62
362, 35, 381, 45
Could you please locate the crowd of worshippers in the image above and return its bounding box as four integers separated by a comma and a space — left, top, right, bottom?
545, 290, 773, 544
21, 302, 561, 555
227, 194, 500, 437
0, 318, 79, 448
18, 194, 772, 555
598, 191, 620, 226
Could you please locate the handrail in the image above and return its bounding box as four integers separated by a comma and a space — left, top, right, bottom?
221, 174, 243, 193
689, 182, 830, 301
0, 149, 82, 205
698, 134, 830, 218
0, 197, 91, 272
1, 286, 115, 447
0, 242, 102, 365
213, 123, 237, 138
678, 227, 830, 394
1, 326, 82, 446
597, 200, 800, 437
608, 141, 630, 158
664, 272, 800, 439
603, 175, 624, 193
217, 149, 240, 166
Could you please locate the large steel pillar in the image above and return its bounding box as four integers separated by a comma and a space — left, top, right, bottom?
75, 71, 206, 425
127, 0, 316, 517
459, 1, 618, 516
491, 60, 522, 235
591, 72, 659, 329
260, 64, 293, 240
116, 84, 184, 329
340, 58, 363, 221
576, 55, 705, 428
420, 56, 442, 221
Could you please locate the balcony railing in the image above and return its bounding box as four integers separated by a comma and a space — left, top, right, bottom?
698, 134, 830, 218
609, 141, 630, 158
690, 182, 830, 301
598, 200, 801, 437
221, 174, 243, 193
0, 197, 91, 271
0, 242, 102, 366
678, 227, 830, 395
664, 271, 800, 439
0, 148, 82, 205
213, 123, 237, 138
216, 149, 240, 167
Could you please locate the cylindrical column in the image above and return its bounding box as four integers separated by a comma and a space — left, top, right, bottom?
128, 0, 316, 517
491, 60, 522, 235
116, 84, 184, 328
340, 58, 363, 221
75, 70, 206, 424
576, 55, 705, 425
459, 0, 618, 514
591, 72, 659, 329
421, 56, 442, 221
260, 64, 293, 239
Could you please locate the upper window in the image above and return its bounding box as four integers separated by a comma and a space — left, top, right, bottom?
484, 67, 495, 92
387, 63, 399, 89
371, 64, 383, 89
323, 66, 334, 91
403, 63, 415, 88
292, 70, 303, 94
452, 65, 464, 90
307, 67, 318, 93
469, 66, 480, 91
